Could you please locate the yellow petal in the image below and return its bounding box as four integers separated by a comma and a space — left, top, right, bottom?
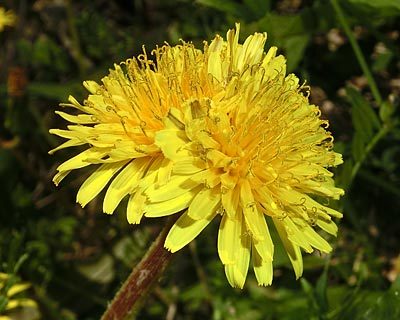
145, 186, 201, 217
77, 161, 127, 207
241, 180, 268, 241
187, 187, 220, 220
145, 175, 197, 202
83, 80, 101, 94
127, 191, 147, 224
136, 155, 164, 191
301, 224, 332, 253
316, 218, 338, 236
218, 213, 251, 288
165, 107, 185, 130
220, 172, 238, 190
196, 133, 221, 150
157, 158, 174, 186
236, 32, 266, 70
5, 298, 37, 310
252, 214, 274, 262
282, 217, 313, 253
103, 158, 149, 214
49, 128, 83, 140
106, 141, 159, 161
155, 129, 189, 161
277, 188, 342, 220
60, 95, 88, 112
172, 157, 205, 175
55, 111, 97, 124
165, 210, 217, 252
53, 170, 71, 186
221, 186, 239, 219
288, 163, 333, 178
301, 179, 344, 200
262, 46, 277, 66
56, 148, 108, 172
48, 139, 85, 155
254, 187, 278, 213
208, 51, 223, 82
273, 218, 303, 279
0, 272, 9, 280
263, 55, 286, 80
334, 152, 344, 166
7, 283, 30, 297
252, 243, 273, 286
304, 195, 343, 219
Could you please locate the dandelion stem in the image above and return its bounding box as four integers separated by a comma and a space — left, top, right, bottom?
101, 218, 176, 320
331, 0, 383, 106
359, 168, 400, 197
349, 125, 388, 187
189, 241, 212, 303
65, 0, 88, 76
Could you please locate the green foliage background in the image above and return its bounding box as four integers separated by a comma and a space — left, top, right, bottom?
0, 0, 399, 319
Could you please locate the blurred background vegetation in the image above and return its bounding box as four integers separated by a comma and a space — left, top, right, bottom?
0, 0, 399, 319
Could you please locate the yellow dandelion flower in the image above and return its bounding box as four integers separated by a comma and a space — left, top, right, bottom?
144, 24, 344, 288
0, 273, 38, 320
0, 7, 16, 32
51, 24, 344, 288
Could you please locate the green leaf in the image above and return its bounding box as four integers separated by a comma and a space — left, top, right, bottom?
243, 0, 271, 19
331, 278, 400, 320
257, 13, 311, 71
0, 296, 8, 313
352, 132, 365, 162
76, 254, 115, 284
379, 100, 396, 123
372, 50, 394, 72
359, 277, 400, 319
334, 155, 353, 191
301, 278, 319, 314
252, 1, 339, 70
196, 0, 247, 17
346, 86, 381, 161
348, 0, 400, 16
285, 34, 311, 71
347, 86, 381, 133
27, 82, 83, 101
315, 264, 329, 315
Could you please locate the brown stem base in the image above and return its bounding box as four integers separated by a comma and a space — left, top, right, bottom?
101, 218, 175, 320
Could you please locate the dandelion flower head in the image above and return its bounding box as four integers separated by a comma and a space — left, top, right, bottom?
0, 7, 16, 32
51, 24, 344, 288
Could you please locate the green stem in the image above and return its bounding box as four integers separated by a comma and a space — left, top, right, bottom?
189, 241, 212, 303
349, 126, 388, 187
65, 0, 87, 76
331, 0, 383, 106
101, 218, 176, 320
358, 168, 400, 197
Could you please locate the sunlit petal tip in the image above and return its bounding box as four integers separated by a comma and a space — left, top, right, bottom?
83, 80, 101, 94
225, 265, 247, 289
163, 243, 179, 254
